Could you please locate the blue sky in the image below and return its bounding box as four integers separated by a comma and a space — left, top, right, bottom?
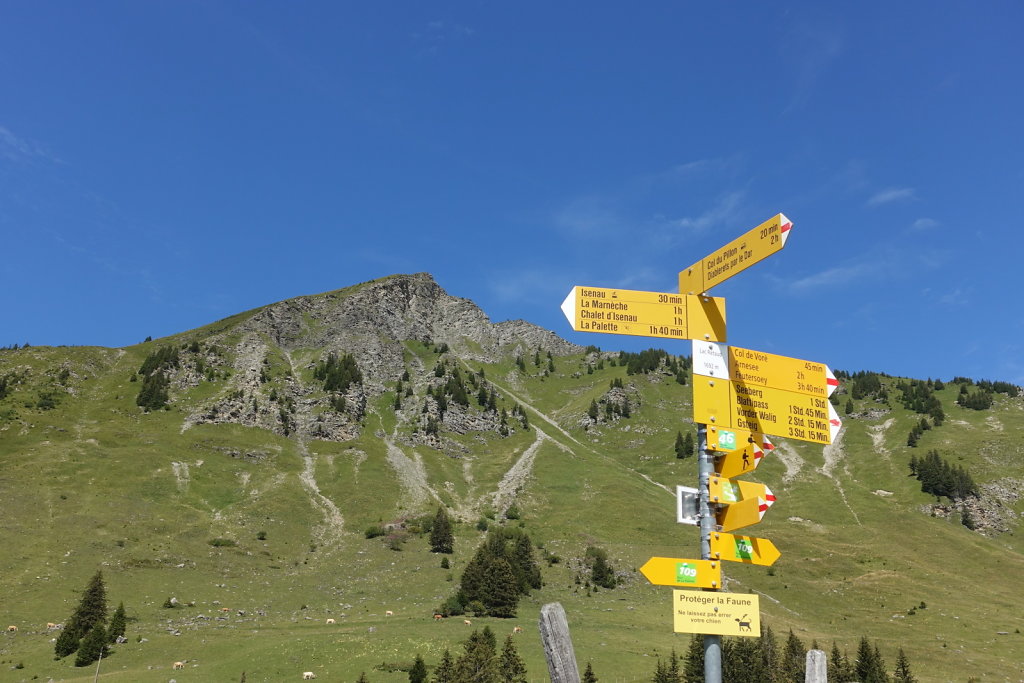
3, 1, 1022, 384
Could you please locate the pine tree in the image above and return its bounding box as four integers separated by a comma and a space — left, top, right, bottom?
483, 558, 520, 618
588, 399, 599, 421
498, 635, 527, 682
892, 647, 915, 683
855, 636, 889, 683
845, 397, 854, 414
582, 662, 598, 683
74, 623, 108, 667
430, 507, 454, 554
781, 630, 805, 682
674, 431, 686, 458
55, 570, 108, 659
455, 628, 499, 682
683, 635, 704, 682
665, 649, 681, 683
409, 653, 428, 683
106, 602, 126, 644
434, 648, 456, 683
759, 624, 779, 679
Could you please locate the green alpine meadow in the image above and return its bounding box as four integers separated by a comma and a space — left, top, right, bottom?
1, 273, 1022, 682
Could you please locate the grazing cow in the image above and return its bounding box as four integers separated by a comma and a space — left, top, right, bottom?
46, 622, 57, 629
512, 626, 523, 634
385, 610, 393, 617
220, 607, 231, 612
6, 625, 16, 632
303, 672, 317, 680
463, 619, 472, 625
433, 614, 443, 621
325, 618, 335, 625
172, 661, 184, 670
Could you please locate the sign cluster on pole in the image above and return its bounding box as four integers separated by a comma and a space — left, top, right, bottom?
560, 213, 839, 680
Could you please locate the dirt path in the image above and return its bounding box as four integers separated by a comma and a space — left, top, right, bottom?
285, 350, 345, 546
489, 426, 570, 517
867, 417, 894, 459
818, 425, 861, 525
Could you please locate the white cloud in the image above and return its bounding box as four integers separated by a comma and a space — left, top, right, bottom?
867, 187, 915, 206
787, 262, 877, 291
911, 217, 938, 230
671, 191, 745, 234
0, 125, 59, 163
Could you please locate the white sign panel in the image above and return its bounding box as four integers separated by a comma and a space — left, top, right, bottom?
677, 485, 699, 525
692, 340, 730, 379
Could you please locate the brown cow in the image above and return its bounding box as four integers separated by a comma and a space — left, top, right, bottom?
173, 661, 184, 670
6, 625, 16, 633
433, 614, 443, 621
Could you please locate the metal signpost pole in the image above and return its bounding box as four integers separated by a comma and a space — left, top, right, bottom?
697, 423, 722, 683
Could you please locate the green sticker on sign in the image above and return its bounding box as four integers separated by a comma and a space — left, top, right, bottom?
718, 429, 737, 450
734, 538, 754, 560
676, 562, 698, 583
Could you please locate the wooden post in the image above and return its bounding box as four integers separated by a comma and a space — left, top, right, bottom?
539, 602, 581, 683
805, 649, 827, 683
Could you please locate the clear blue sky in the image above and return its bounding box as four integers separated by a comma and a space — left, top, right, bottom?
3, 2, 1022, 384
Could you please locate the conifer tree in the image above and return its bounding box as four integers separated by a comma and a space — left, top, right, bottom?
433, 649, 456, 683
106, 602, 126, 644
74, 623, 108, 667
55, 570, 108, 659
498, 635, 527, 683
455, 628, 499, 682
781, 630, 805, 682
430, 507, 454, 554
409, 653, 428, 683
674, 431, 686, 459
483, 558, 520, 618
582, 662, 598, 683
665, 649, 681, 683
759, 624, 779, 678
588, 399, 599, 421
683, 635, 704, 682
855, 636, 889, 683
892, 647, 915, 683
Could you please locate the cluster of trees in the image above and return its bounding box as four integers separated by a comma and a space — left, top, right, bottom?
848, 371, 889, 401
583, 546, 617, 589
674, 430, 695, 459
135, 345, 181, 411
587, 396, 631, 423
619, 348, 670, 375
314, 352, 363, 393
956, 387, 993, 411
54, 571, 128, 668
664, 627, 915, 683
0, 370, 25, 400
403, 625, 540, 683
439, 527, 541, 618
909, 449, 979, 501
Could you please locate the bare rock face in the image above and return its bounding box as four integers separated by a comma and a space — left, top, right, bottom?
179, 273, 580, 443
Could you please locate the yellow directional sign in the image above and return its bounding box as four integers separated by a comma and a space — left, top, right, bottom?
728, 345, 838, 398
640, 557, 721, 589
709, 476, 775, 508
706, 426, 774, 478
693, 376, 838, 445
679, 213, 792, 294
560, 287, 726, 341
673, 590, 761, 637
709, 531, 781, 567
715, 495, 767, 533
694, 341, 838, 398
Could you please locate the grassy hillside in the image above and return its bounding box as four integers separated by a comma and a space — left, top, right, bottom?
1, 331, 1023, 682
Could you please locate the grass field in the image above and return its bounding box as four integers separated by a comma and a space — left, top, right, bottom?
2, 332, 1023, 682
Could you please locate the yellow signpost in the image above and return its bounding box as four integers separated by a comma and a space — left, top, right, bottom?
705, 426, 773, 478
678, 214, 792, 295
715, 495, 766, 533
673, 590, 762, 637
640, 557, 722, 589
725, 345, 838, 398
692, 376, 838, 445
709, 531, 781, 567
560, 287, 726, 341
708, 476, 775, 508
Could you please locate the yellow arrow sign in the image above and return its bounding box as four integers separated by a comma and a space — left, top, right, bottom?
693, 376, 840, 445
679, 214, 792, 294
673, 590, 761, 637
709, 531, 781, 567
693, 341, 838, 398
560, 287, 726, 342
709, 476, 775, 508
706, 426, 774, 478
639, 557, 722, 589
715, 495, 767, 533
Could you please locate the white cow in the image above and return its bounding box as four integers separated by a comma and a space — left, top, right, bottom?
303, 673, 317, 680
